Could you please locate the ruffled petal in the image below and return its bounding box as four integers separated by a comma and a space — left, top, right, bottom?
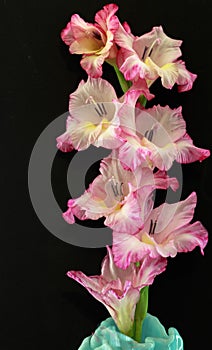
99, 155, 135, 189
132, 167, 157, 189
145, 192, 197, 237
145, 26, 182, 66
132, 30, 160, 63
67, 119, 103, 150
176, 60, 197, 92
56, 130, 74, 152
70, 14, 95, 40
129, 78, 155, 101
89, 175, 107, 199
135, 186, 155, 223
104, 192, 144, 233
145, 57, 179, 89
112, 232, 156, 269
62, 207, 76, 224
151, 170, 179, 191
133, 255, 167, 288
172, 221, 208, 255
119, 104, 189, 171
95, 3, 119, 33
150, 142, 178, 170
155, 241, 178, 258
101, 246, 134, 283
142, 105, 186, 144
118, 137, 150, 171
176, 133, 210, 163
94, 122, 122, 149
67, 270, 103, 293
114, 21, 134, 49
61, 21, 74, 46
119, 49, 149, 81
73, 189, 115, 221
64, 197, 88, 221
116, 103, 137, 137
104, 285, 140, 334
146, 57, 197, 92
155, 221, 208, 257
80, 54, 105, 78
133, 105, 206, 170
69, 77, 118, 110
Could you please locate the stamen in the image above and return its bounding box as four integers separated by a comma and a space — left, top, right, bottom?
101, 103, 107, 115
144, 128, 154, 141
149, 219, 157, 234
107, 177, 124, 201
94, 103, 107, 117
110, 178, 123, 198
144, 39, 158, 59
149, 219, 153, 234
152, 220, 157, 234
142, 46, 148, 60
85, 97, 107, 117
148, 47, 153, 57
92, 30, 102, 41
85, 30, 102, 41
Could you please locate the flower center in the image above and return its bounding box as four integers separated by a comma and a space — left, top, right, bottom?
105, 176, 125, 203
84, 29, 104, 50
91, 30, 102, 41
110, 177, 124, 200
142, 39, 159, 61
85, 96, 107, 118
144, 128, 154, 142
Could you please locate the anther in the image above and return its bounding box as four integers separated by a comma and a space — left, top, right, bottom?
149, 219, 157, 234
144, 129, 154, 142
94, 103, 107, 117
142, 46, 148, 60
110, 179, 123, 198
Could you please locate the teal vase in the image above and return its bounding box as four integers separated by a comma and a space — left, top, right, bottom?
78, 313, 183, 349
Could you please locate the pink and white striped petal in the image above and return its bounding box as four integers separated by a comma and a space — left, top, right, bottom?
104, 191, 144, 234
175, 133, 210, 163
112, 192, 208, 268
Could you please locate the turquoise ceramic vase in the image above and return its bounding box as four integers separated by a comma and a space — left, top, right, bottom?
78, 313, 183, 349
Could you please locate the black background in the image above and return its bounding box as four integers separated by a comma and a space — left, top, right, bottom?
1, 0, 212, 349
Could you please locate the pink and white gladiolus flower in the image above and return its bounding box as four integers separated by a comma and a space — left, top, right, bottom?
63, 154, 179, 233
61, 4, 119, 77
56, 77, 123, 152
67, 246, 167, 335
112, 192, 208, 269
117, 104, 210, 171
115, 24, 197, 92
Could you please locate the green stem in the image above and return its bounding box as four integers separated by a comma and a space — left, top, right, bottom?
106, 59, 147, 107
138, 94, 147, 108
113, 64, 130, 93
133, 286, 149, 343
106, 59, 130, 93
